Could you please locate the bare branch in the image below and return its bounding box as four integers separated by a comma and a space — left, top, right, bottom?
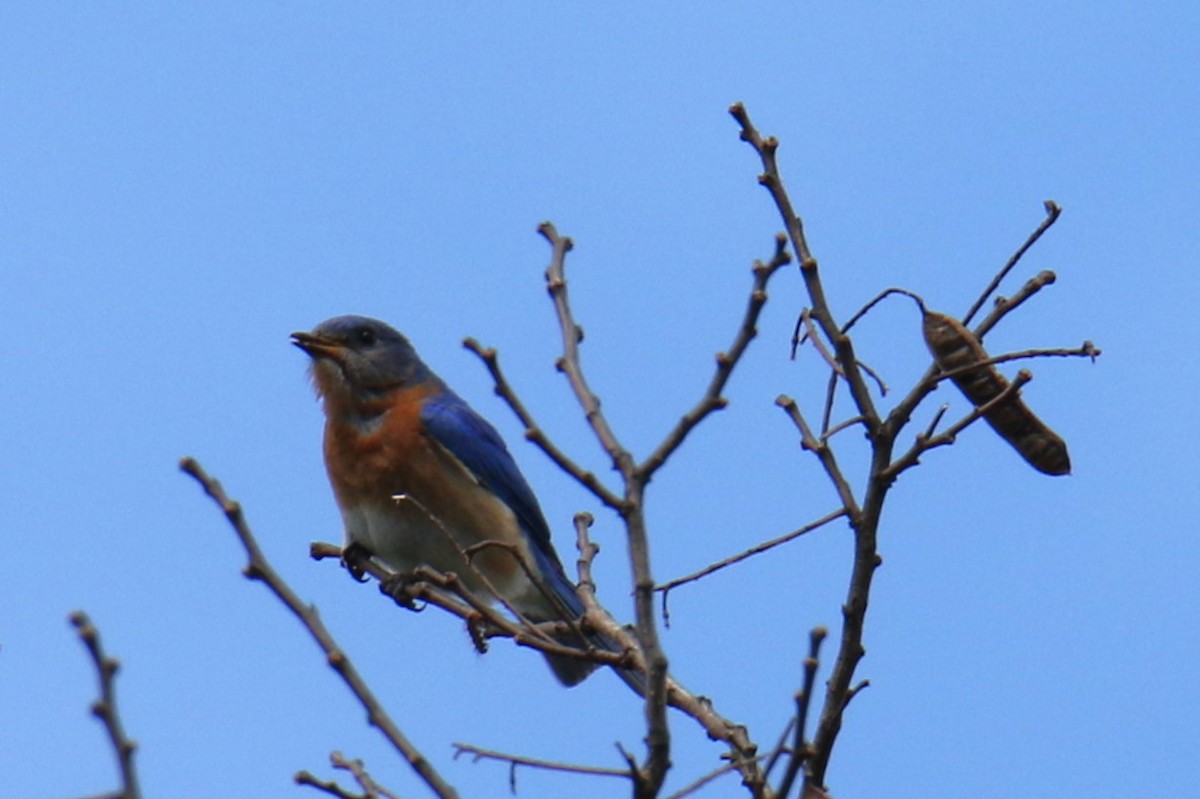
883, 370, 1035, 481
655, 508, 848, 599
312, 541, 628, 671
296, 772, 363, 799
296, 752, 402, 799
663, 751, 775, 799
821, 416, 867, 442
452, 742, 634, 786
69, 611, 141, 799
973, 269, 1059, 340
962, 200, 1062, 326
535, 222, 672, 796
730, 102, 881, 431
539, 221, 634, 477
798, 309, 844, 378
640, 234, 791, 479
933, 342, 1101, 382
179, 457, 461, 799
463, 338, 625, 511
777, 627, 827, 799
775, 396, 860, 519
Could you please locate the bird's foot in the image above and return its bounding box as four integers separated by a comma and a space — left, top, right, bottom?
379, 572, 424, 611
341, 542, 372, 583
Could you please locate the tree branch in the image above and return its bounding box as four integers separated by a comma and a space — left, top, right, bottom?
463, 337, 626, 511
452, 742, 633, 792
655, 508, 848, 605
730, 102, 882, 431
69, 611, 141, 799
179, 457, 461, 799
776, 627, 827, 799
296, 752, 402, 799
962, 200, 1061, 326
640, 234, 791, 479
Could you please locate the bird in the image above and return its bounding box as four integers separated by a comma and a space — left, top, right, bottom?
292, 314, 611, 686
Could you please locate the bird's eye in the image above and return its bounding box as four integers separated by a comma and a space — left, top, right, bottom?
356, 327, 376, 346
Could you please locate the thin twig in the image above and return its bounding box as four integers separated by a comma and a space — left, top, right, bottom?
775, 396, 860, 519
295, 772, 362, 799
932, 342, 1101, 384
882, 371, 1035, 481
973, 269, 1059, 340
821, 416, 867, 442
819, 370, 839, 436
180, 457, 461, 799
640, 234, 791, 478
662, 752, 775, 799
312, 540, 626, 670
537, 223, 671, 798
296, 752, 403, 799
539, 222, 633, 473
655, 508, 848, 598
962, 201, 1061, 326
799, 310, 844, 377
730, 102, 881, 431
69, 611, 142, 799
453, 742, 634, 787
463, 338, 625, 511
776, 628, 827, 799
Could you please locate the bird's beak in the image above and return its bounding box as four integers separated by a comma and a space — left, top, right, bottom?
291, 331, 345, 362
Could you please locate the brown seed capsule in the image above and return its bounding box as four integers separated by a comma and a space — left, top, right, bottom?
922, 309, 1070, 476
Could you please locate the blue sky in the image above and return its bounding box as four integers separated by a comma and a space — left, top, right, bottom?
2, 3, 1196, 797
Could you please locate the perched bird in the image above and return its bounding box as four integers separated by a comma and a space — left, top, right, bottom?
292, 315, 606, 685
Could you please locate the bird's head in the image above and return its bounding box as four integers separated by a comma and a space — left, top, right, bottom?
292, 316, 431, 405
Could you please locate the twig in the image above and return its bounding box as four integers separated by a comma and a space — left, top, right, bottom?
932, 342, 1101, 383
179, 457, 461, 799
730, 102, 881, 431
821, 416, 866, 442
662, 751, 775, 799
539, 222, 633, 474
882, 371, 1034, 481
655, 508, 848, 601
798, 309, 844, 377
296, 751, 402, 799
295, 772, 362, 799
537, 222, 670, 798
453, 742, 633, 793
775, 397, 860, 519
973, 269, 1059, 340
528, 223, 778, 795
962, 201, 1061, 326
921, 404, 950, 440
641, 234, 792, 478
69, 611, 141, 799
819, 370, 839, 436
463, 338, 625, 511
776, 627, 827, 799
311, 540, 627, 671
762, 716, 798, 785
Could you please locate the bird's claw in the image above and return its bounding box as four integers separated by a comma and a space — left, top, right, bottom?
341, 542, 371, 583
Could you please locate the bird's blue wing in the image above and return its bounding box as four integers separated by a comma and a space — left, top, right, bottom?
419, 389, 583, 614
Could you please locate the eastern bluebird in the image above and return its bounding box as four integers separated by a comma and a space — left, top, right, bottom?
292, 315, 611, 686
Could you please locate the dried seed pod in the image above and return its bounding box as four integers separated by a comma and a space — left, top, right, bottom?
921, 309, 1071, 476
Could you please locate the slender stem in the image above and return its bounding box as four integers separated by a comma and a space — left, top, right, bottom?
962, 201, 1061, 326
69, 611, 142, 799
180, 458, 461, 799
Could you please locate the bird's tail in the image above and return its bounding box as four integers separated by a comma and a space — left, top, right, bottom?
542, 623, 645, 695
